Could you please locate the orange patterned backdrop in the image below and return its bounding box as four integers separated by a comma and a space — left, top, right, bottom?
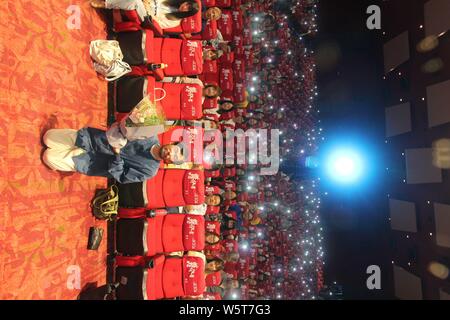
0, 1, 109, 299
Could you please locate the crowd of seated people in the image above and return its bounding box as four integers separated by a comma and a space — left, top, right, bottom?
89, 0, 323, 300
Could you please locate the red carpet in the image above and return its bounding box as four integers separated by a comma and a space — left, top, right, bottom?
0, 1, 108, 299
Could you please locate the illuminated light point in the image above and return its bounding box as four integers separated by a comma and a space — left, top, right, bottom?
325, 149, 364, 184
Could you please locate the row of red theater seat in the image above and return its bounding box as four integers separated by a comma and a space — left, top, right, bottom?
111, 0, 249, 39
107, 0, 253, 300
112, 31, 252, 122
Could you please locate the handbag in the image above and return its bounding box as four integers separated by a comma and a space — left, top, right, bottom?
90, 40, 131, 81
87, 227, 104, 251
91, 185, 119, 221
90, 40, 123, 66
94, 60, 131, 82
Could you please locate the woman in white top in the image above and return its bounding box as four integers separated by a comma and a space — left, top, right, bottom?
91, 0, 199, 29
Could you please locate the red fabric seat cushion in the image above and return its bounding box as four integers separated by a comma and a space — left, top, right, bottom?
162, 258, 185, 299
163, 170, 186, 207
146, 214, 165, 256
145, 170, 165, 209
161, 214, 185, 253
145, 255, 165, 300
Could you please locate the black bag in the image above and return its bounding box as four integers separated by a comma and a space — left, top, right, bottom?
87, 227, 104, 250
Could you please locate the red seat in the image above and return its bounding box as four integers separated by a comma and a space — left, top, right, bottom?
117, 31, 203, 77
233, 82, 246, 103
115, 79, 202, 121
115, 255, 205, 300
243, 28, 253, 46
218, 51, 234, 65
203, 60, 218, 75
231, 9, 243, 33
233, 58, 245, 82
205, 220, 221, 235
217, 10, 233, 41
219, 66, 234, 100
116, 212, 205, 257
206, 271, 222, 287
191, 19, 217, 40
117, 169, 205, 209
112, 0, 202, 35
153, 38, 203, 76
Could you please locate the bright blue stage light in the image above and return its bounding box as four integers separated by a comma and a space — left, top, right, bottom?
325, 149, 364, 184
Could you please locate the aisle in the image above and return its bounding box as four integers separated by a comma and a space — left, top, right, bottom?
0, 1, 108, 299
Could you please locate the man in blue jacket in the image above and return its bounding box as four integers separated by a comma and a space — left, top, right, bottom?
42, 127, 185, 184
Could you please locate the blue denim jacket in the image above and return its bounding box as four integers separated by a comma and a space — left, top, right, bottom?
73, 127, 161, 184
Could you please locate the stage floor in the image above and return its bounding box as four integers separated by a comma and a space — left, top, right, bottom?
0, 1, 109, 299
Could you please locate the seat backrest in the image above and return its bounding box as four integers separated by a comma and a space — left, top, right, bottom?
206, 271, 222, 287
205, 185, 220, 196
242, 28, 252, 46
181, 40, 203, 75
233, 82, 246, 103
205, 220, 220, 235
161, 169, 205, 207
219, 67, 234, 93
182, 170, 206, 204
233, 59, 245, 82
183, 256, 206, 296
206, 205, 220, 215
203, 60, 218, 74
203, 97, 218, 109
231, 9, 243, 32
202, 19, 218, 40
183, 215, 205, 251
217, 11, 233, 40
163, 0, 202, 34
155, 83, 202, 120
218, 51, 234, 65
